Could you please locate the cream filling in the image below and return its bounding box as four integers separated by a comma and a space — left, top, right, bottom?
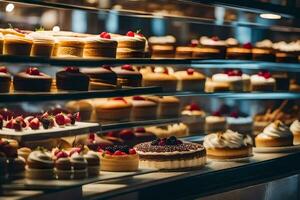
290, 120, 300, 134
258, 121, 292, 138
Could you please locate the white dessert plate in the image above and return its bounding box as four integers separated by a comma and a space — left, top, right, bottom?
253, 145, 300, 153
0, 122, 100, 141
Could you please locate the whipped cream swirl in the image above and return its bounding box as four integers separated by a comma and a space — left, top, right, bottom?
204, 129, 252, 149
290, 120, 300, 134
259, 121, 292, 138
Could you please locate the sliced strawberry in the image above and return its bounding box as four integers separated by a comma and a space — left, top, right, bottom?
126, 31, 135, 37
189, 103, 200, 111
114, 150, 126, 155
56, 151, 68, 159
26, 67, 40, 76
29, 117, 40, 130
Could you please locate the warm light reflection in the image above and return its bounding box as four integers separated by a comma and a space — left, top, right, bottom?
259, 13, 282, 19
52, 26, 60, 32
5, 3, 14, 12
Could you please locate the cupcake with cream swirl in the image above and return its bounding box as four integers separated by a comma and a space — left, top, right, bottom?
290, 120, 300, 145
255, 120, 293, 147
203, 129, 253, 159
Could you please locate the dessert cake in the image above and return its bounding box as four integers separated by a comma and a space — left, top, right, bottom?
175, 46, 194, 58
250, 70, 275, 91
146, 96, 180, 118
290, 120, 300, 145
0, 66, 11, 93
148, 35, 176, 58
211, 69, 245, 91
205, 112, 227, 134
98, 145, 139, 172
173, 68, 206, 92
203, 130, 253, 159
145, 123, 188, 138
81, 66, 117, 90
53, 149, 72, 179
55, 36, 85, 57
226, 43, 252, 60
198, 36, 227, 58
56, 67, 90, 91
65, 100, 93, 121
205, 78, 230, 92
255, 120, 293, 147
27, 32, 55, 57
83, 32, 117, 58
3, 34, 33, 56
135, 136, 206, 170
13, 67, 52, 92
226, 112, 253, 135
112, 65, 142, 87
128, 96, 158, 121
181, 103, 206, 134
252, 39, 275, 61
84, 151, 100, 176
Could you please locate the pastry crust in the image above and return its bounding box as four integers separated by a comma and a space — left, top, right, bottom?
206, 146, 252, 159
255, 135, 293, 147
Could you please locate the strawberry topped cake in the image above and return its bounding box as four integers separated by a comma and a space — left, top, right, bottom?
135, 136, 206, 170
174, 68, 206, 92
98, 145, 139, 172
226, 42, 253, 60
83, 32, 117, 58
250, 70, 275, 91
212, 69, 249, 91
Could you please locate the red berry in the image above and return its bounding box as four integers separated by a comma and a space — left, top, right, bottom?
129, 149, 136, 154
119, 129, 134, 140
65, 67, 79, 73
112, 97, 127, 104
121, 64, 134, 71
163, 68, 169, 74
137, 33, 144, 37
69, 147, 81, 156
213, 111, 221, 117
15, 116, 26, 128
41, 112, 49, 119
189, 103, 200, 111
26, 67, 40, 76
114, 150, 125, 155
88, 133, 95, 141
64, 115, 71, 125
0, 67, 8, 73
230, 111, 239, 118
13, 121, 22, 131
104, 150, 112, 155
132, 96, 145, 101
126, 31, 135, 37
53, 148, 60, 156
29, 117, 40, 130
159, 140, 166, 146
211, 36, 219, 41
135, 127, 146, 133
187, 68, 194, 75
190, 39, 199, 47
100, 32, 111, 39
56, 151, 68, 159
263, 72, 271, 79
73, 112, 80, 122
243, 42, 252, 49
6, 119, 14, 129
55, 113, 65, 126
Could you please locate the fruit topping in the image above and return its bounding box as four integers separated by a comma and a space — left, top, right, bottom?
0, 66, 8, 73
99, 31, 111, 39
258, 70, 271, 79
211, 36, 219, 41
225, 69, 242, 76
119, 129, 135, 140
114, 150, 126, 155
40, 116, 54, 129
102, 145, 135, 155
212, 111, 222, 117
190, 39, 199, 47
69, 147, 82, 156
67, 113, 76, 125
29, 117, 40, 130
0, 115, 3, 129
186, 68, 194, 75
230, 111, 239, 118
26, 67, 40, 76
65, 67, 80, 73
55, 113, 65, 126
15, 116, 26, 128
112, 97, 127, 104
243, 42, 253, 49
129, 148, 136, 154
135, 127, 146, 133
151, 136, 183, 146
163, 68, 169, 74
56, 151, 69, 159
121, 64, 134, 71
126, 31, 135, 37
132, 96, 145, 101
5, 119, 13, 129
186, 103, 201, 111
12, 120, 22, 131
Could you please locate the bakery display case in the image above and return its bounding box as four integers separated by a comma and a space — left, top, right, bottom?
0, 0, 300, 200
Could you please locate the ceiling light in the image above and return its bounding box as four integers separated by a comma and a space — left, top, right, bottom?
5, 3, 14, 12
260, 13, 281, 19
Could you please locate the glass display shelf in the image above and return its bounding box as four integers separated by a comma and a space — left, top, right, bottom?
0, 56, 300, 72
0, 87, 161, 103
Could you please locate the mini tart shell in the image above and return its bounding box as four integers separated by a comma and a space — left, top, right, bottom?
206, 145, 252, 159
255, 135, 293, 147
99, 153, 139, 172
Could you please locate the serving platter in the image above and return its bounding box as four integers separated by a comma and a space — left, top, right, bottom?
253, 145, 300, 153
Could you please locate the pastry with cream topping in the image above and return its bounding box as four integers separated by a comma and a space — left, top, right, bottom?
290, 120, 300, 145
255, 120, 293, 147
98, 145, 139, 172
135, 136, 206, 170
203, 130, 253, 159
26, 149, 54, 179
174, 68, 206, 91
83, 32, 117, 58
181, 103, 206, 134
250, 70, 276, 91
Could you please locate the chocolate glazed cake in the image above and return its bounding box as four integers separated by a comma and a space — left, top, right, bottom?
56, 67, 89, 91
13, 67, 52, 92
134, 136, 206, 170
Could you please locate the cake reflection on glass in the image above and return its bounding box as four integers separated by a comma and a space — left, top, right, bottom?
135, 136, 206, 170
203, 130, 253, 159
255, 120, 293, 147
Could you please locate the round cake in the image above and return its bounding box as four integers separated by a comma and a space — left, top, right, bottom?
98, 145, 139, 172
203, 130, 253, 159
134, 136, 206, 170
255, 120, 293, 147
290, 120, 300, 145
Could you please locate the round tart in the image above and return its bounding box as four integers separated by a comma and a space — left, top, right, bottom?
83, 32, 117, 58
0, 67, 11, 93
250, 71, 275, 91
203, 130, 253, 159
26, 150, 54, 180
181, 103, 205, 134
255, 120, 293, 147
135, 136, 206, 170
99, 145, 139, 172
173, 68, 206, 92
290, 120, 300, 145
112, 65, 142, 87
56, 67, 90, 91
81, 66, 117, 90
13, 67, 52, 92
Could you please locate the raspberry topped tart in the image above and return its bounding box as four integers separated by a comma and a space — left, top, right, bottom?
203, 130, 253, 159
98, 145, 139, 172
134, 136, 206, 170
